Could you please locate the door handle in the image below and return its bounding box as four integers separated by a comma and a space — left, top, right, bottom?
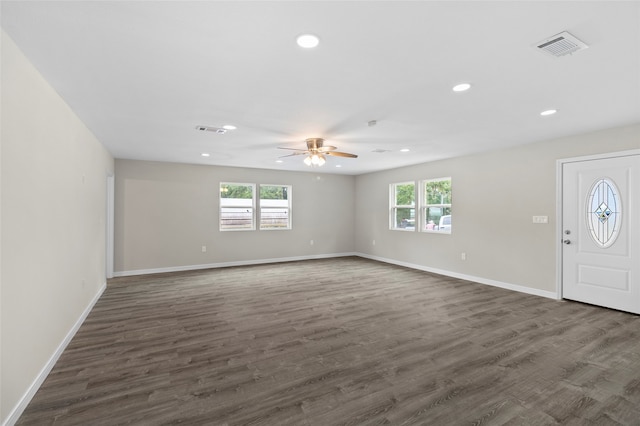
563, 239, 571, 245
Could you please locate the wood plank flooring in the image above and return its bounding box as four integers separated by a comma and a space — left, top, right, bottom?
16, 257, 640, 425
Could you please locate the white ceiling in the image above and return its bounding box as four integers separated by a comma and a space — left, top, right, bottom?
2, 1, 639, 175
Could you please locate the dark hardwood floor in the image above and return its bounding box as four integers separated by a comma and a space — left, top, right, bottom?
17, 257, 640, 425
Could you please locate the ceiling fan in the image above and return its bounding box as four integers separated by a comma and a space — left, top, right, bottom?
278, 138, 358, 166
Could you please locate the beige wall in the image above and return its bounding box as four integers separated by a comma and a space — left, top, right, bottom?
114, 160, 356, 274
355, 124, 640, 294
1, 31, 114, 424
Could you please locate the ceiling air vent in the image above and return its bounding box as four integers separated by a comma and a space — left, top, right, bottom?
536, 31, 588, 57
195, 125, 227, 134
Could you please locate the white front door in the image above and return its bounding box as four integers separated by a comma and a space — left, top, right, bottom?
562, 153, 640, 314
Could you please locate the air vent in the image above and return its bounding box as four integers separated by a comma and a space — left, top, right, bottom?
195, 125, 227, 134
536, 31, 588, 57
371, 149, 390, 153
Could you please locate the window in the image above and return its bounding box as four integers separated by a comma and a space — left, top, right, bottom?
421, 177, 452, 232
260, 184, 291, 230
390, 182, 415, 230
220, 183, 255, 231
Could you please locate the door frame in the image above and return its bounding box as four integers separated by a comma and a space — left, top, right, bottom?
556, 149, 640, 301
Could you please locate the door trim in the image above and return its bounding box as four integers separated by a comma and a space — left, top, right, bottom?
556, 149, 640, 301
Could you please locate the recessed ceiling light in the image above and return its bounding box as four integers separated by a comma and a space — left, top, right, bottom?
222, 125, 237, 130
452, 83, 471, 92
335, 164, 342, 168
296, 34, 319, 48
275, 160, 283, 163
400, 148, 410, 152
540, 109, 557, 116
201, 153, 210, 157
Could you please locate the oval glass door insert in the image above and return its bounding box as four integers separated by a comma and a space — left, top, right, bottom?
586, 178, 622, 248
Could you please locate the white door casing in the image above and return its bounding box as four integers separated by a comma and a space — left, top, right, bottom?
561, 153, 639, 314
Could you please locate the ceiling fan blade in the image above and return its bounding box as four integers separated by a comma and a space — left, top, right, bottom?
278, 147, 308, 151
317, 146, 338, 152
279, 152, 309, 158
326, 151, 358, 158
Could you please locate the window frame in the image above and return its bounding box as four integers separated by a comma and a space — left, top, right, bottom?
389, 181, 416, 231
219, 182, 256, 231
419, 177, 452, 234
259, 184, 292, 231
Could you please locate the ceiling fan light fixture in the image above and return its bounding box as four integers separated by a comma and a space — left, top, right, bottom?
279, 137, 355, 167
310, 154, 325, 166
304, 153, 326, 167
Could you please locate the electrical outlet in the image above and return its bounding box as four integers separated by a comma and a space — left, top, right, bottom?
201, 245, 207, 252
372, 240, 376, 245
461, 252, 467, 261
310, 240, 314, 246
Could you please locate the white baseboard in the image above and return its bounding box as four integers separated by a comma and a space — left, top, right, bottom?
356, 253, 559, 300
113, 252, 359, 277
3, 283, 107, 426
114, 253, 558, 300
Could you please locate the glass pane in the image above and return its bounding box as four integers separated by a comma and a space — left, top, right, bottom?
424, 207, 452, 231
260, 207, 289, 229
394, 207, 415, 229
395, 183, 415, 206
424, 179, 451, 204
220, 208, 254, 230
586, 178, 621, 248
220, 183, 253, 199
260, 185, 288, 200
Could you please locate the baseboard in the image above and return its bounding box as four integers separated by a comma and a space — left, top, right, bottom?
114, 252, 557, 300
113, 252, 359, 277
356, 253, 559, 300
2, 282, 107, 426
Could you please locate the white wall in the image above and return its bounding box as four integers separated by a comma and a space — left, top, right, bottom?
1, 31, 114, 424
355, 124, 640, 295
114, 159, 356, 274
